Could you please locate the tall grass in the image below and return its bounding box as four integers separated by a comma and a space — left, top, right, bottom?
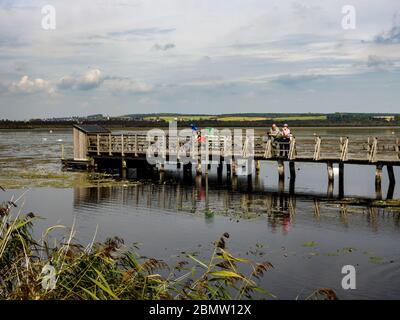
0, 188, 336, 300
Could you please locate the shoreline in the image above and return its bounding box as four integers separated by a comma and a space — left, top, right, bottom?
1, 124, 400, 131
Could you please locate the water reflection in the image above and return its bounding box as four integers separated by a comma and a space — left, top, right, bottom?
73, 173, 400, 235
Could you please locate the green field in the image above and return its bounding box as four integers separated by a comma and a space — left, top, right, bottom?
218, 116, 271, 121
273, 115, 327, 121
144, 115, 327, 122
144, 115, 214, 121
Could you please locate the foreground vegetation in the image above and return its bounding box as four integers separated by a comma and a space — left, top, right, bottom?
0, 188, 336, 300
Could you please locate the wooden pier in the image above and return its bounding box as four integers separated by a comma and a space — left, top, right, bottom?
63, 124, 400, 197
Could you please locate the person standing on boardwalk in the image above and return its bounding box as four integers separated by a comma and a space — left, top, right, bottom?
268, 123, 282, 156
281, 123, 292, 156
268, 123, 282, 142
282, 124, 292, 140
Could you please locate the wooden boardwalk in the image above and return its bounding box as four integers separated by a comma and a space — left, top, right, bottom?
82, 132, 400, 164
62, 125, 400, 198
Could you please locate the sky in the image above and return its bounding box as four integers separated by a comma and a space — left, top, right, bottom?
0, 0, 400, 120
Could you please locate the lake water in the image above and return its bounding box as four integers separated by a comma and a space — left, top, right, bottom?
1, 127, 400, 299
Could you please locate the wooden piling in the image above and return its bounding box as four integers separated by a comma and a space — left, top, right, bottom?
289, 161, 296, 179
232, 160, 237, 176
217, 161, 223, 179
231, 175, 238, 191
289, 175, 295, 195
327, 180, 334, 198
196, 159, 202, 175
160, 163, 165, 173
339, 162, 344, 198
121, 159, 127, 179
96, 134, 100, 155
387, 165, 395, 185
278, 160, 285, 180
327, 162, 334, 198
255, 160, 260, 175
278, 176, 285, 194
327, 162, 334, 184
375, 164, 383, 199
183, 162, 192, 180
109, 134, 112, 155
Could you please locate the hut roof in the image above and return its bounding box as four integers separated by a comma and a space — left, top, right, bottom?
73, 124, 110, 134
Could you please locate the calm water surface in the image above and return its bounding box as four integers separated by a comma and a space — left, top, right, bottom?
1, 128, 400, 299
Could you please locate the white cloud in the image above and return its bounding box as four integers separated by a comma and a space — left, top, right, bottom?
57, 68, 103, 90
8, 75, 53, 94
1, 0, 400, 118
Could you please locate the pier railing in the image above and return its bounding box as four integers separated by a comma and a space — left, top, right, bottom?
85, 132, 400, 164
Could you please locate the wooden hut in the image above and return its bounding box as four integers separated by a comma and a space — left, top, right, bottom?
73, 124, 110, 160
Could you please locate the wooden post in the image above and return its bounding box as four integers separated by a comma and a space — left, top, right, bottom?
288, 161, 295, 194
369, 137, 378, 162
216, 156, 223, 182
121, 134, 125, 156
340, 137, 349, 162
278, 175, 285, 193
327, 180, 334, 198
61, 144, 65, 160
121, 159, 127, 179
338, 162, 344, 198
159, 169, 165, 182
96, 134, 100, 155
160, 163, 165, 173
134, 134, 138, 157
247, 173, 253, 191
226, 163, 231, 177
289, 137, 296, 160
327, 160, 334, 198
327, 162, 334, 184
232, 160, 237, 176
278, 160, 285, 180
196, 159, 202, 175
109, 134, 112, 155
289, 161, 296, 179
387, 180, 395, 200
387, 165, 395, 185
183, 162, 192, 180
375, 164, 383, 199
231, 175, 238, 191
313, 136, 321, 160
255, 160, 261, 175
205, 141, 209, 174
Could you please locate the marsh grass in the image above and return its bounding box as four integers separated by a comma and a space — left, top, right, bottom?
0, 187, 336, 300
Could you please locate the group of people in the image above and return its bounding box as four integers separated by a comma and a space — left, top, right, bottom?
268, 123, 293, 156
189, 122, 293, 156
268, 123, 292, 141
